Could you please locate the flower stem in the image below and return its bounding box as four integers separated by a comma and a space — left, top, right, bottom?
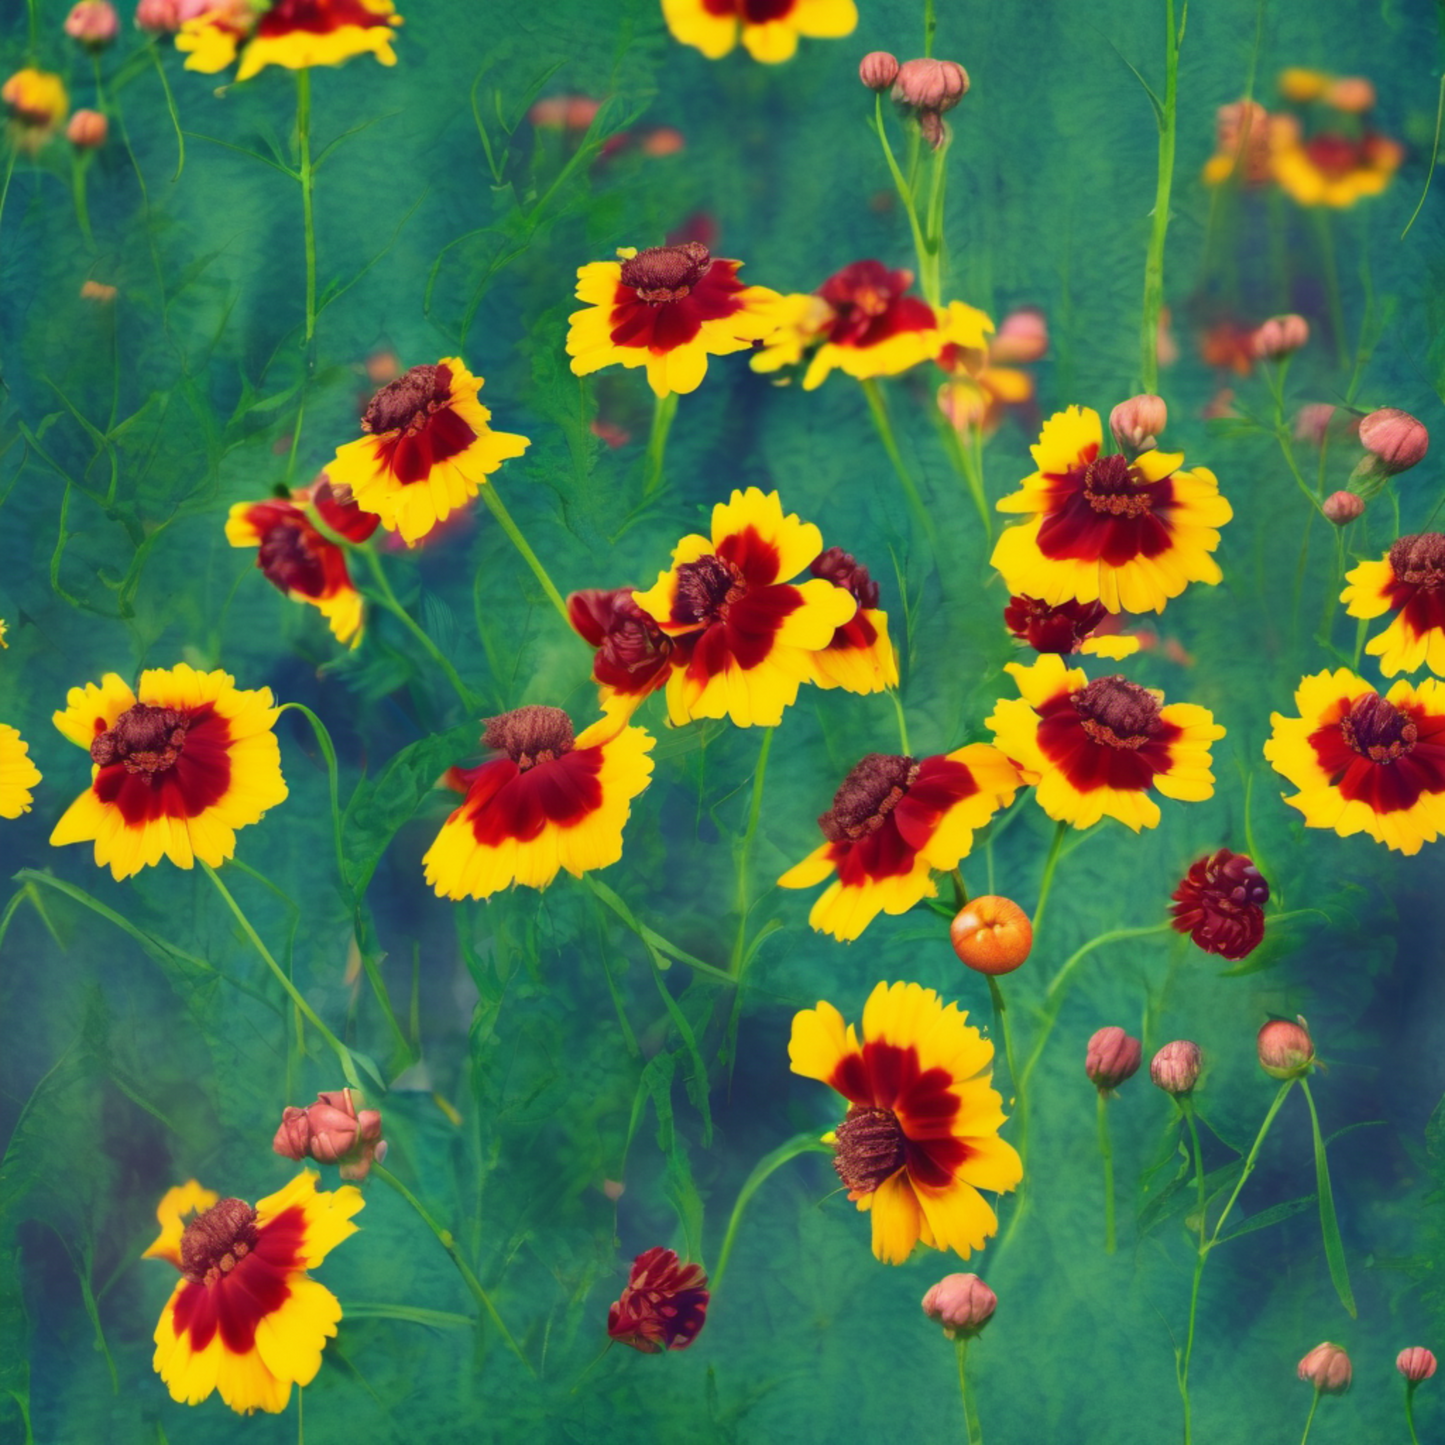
1140, 0, 1181, 394
861, 378, 931, 538
296, 70, 316, 345
986, 975, 1020, 1135
712, 1131, 831, 1292
730, 728, 774, 977
359, 545, 474, 711
373, 1164, 533, 1375
1030, 819, 1068, 945
939, 418, 992, 540
71, 152, 94, 251
1299, 1390, 1320, 1445
924, 0, 937, 55
890, 690, 912, 753
642, 391, 678, 500
480, 484, 572, 627
872, 94, 930, 289
1097, 1090, 1116, 1254
1405, 1383, 1423, 1445
920, 136, 949, 307
954, 1337, 984, 1445
1206, 1080, 1293, 1248
1177, 1097, 1208, 1445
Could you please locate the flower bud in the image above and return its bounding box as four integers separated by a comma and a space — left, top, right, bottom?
65, 0, 119, 44
1359, 407, 1429, 476
1324, 77, 1375, 114
271, 1106, 312, 1161
272, 1088, 387, 1181
1150, 1040, 1202, 1096
1086, 1027, 1142, 1092
134, 0, 182, 28
859, 51, 899, 93
67, 108, 107, 148
989, 306, 1048, 365
921, 1273, 997, 1340
1110, 394, 1168, 453
1257, 1016, 1314, 1079
1293, 403, 1337, 445
1397, 1348, 1437, 1385
1298, 1342, 1352, 1395
1323, 490, 1364, 525
892, 58, 969, 114
1251, 314, 1309, 360
949, 895, 1032, 975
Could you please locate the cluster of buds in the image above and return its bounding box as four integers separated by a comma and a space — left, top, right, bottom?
1086, 1027, 1142, 1094
1110, 394, 1167, 454
860, 51, 969, 150
273, 1088, 387, 1181
949, 895, 1032, 975
1251, 314, 1310, 361
921, 1273, 997, 1339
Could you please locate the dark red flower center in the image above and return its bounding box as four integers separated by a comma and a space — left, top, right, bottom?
91, 703, 190, 776
1339, 693, 1417, 763
179, 1198, 259, 1287
674, 555, 746, 625
620, 242, 712, 303
819, 753, 919, 841
1305, 133, 1364, 178
258, 516, 327, 599
701, 0, 797, 25
363, 363, 450, 436
833, 1105, 907, 1193
482, 705, 575, 771
1071, 676, 1162, 749
811, 546, 881, 608
1389, 533, 1445, 590
1083, 454, 1153, 518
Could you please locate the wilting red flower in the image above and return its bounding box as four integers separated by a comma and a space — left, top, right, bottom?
1003, 596, 1139, 659
606, 1247, 709, 1353
568, 587, 680, 721
1170, 848, 1269, 960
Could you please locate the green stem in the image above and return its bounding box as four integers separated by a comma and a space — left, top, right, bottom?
360, 545, 474, 710
373, 1165, 533, 1375
730, 728, 774, 976
872, 95, 930, 286
955, 1337, 984, 1445
924, 0, 937, 55
297, 70, 316, 344
147, 41, 184, 181
1140, 0, 1180, 393
939, 419, 991, 540
1206, 1080, 1293, 1249
1030, 820, 1069, 945
711, 1132, 830, 1292
1301, 1076, 1357, 1317
480, 484, 571, 627
890, 690, 911, 753
1405, 1383, 1422, 1445
1097, 1091, 1116, 1254
71, 153, 94, 251
861, 377, 931, 539
986, 975, 1020, 1131
1299, 1390, 1320, 1445
642, 391, 678, 500
1178, 1098, 1207, 1445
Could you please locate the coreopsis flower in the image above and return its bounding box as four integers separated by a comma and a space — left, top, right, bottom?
326, 359, 529, 546
606, 1247, 709, 1352
990, 406, 1233, 615
225, 480, 378, 647
631, 488, 857, 728
566, 241, 779, 398
778, 746, 1020, 942
423, 706, 654, 899
0, 725, 41, 819
807, 547, 898, 694
1003, 596, 1140, 660
751, 260, 992, 390
177, 0, 402, 80
1170, 848, 1269, 960
661, 0, 856, 64
936, 306, 1046, 436
3, 69, 68, 150
1270, 115, 1403, 207
145, 1174, 362, 1415
49, 665, 288, 880
789, 980, 1022, 1264
1263, 669, 1445, 855
568, 587, 681, 721
986, 655, 1224, 832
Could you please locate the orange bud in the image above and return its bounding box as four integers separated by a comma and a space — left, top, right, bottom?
950, 895, 1032, 975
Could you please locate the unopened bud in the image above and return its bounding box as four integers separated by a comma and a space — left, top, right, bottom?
1252, 314, 1310, 360
1298, 1342, 1352, 1395
1359, 407, 1429, 476
65, 0, 119, 45
1086, 1027, 1142, 1092
1323, 490, 1365, 525
949, 895, 1032, 975
134, 0, 182, 29
892, 57, 969, 114
272, 1088, 386, 1181
1294, 403, 1337, 445
1257, 1016, 1315, 1079
1397, 1348, 1437, 1385
1110, 394, 1168, 453
859, 51, 899, 93
921, 1273, 996, 1339
1324, 77, 1375, 113
1150, 1040, 1202, 1096
989, 306, 1048, 365
67, 108, 107, 148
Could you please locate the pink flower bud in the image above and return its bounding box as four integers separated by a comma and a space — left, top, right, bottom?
1324, 77, 1375, 114
1298, 1342, 1352, 1395
1150, 1040, 1202, 1095
921, 1273, 997, 1339
1257, 1016, 1315, 1079
1294, 403, 1337, 445
892, 58, 969, 114
134, 0, 181, 28
1110, 394, 1168, 453
272, 1089, 386, 1180
272, 1106, 312, 1161
306, 1097, 362, 1163
1359, 407, 1429, 475
1252, 314, 1310, 360
65, 0, 119, 44
67, 109, 107, 148
859, 51, 899, 93
1086, 1027, 1143, 1092
1397, 1348, 1437, 1385
1323, 490, 1364, 525
989, 306, 1048, 365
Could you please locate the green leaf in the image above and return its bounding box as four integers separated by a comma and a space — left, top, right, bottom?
1138, 1160, 1242, 1238
1302, 1080, 1357, 1318
1214, 1194, 1317, 1246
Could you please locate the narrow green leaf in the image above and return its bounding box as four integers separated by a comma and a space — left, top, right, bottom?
1302, 1079, 1357, 1317
1214, 1193, 1316, 1246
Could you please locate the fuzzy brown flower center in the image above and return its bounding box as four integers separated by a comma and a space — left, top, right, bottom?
1339, 692, 1417, 763
482, 705, 576, 770
673, 555, 746, 625
90, 703, 190, 775
811, 546, 881, 608
258, 516, 326, 598
832, 1105, 907, 1193
1072, 676, 1162, 749
363, 364, 447, 435
179, 1198, 259, 1287
1388, 532, 1445, 589
1083, 454, 1153, 518
620, 242, 712, 303
819, 753, 919, 841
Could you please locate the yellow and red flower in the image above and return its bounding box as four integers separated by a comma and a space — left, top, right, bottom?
568, 587, 682, 722
1341, 534, 1445, 678
990, 406, 1233, 615
3, 68, 68, 150
326, 359, 529, 547
49, 665, 288, 880
986, 655, 1224, 832
0, 725, 41, 819
807, 547, 898, 695
778, 746, 1020, 941
225, 479, 377, 647
1263, 669, 1445, 855
936, 306, 1046, 436
661, 0, 857, 64
566, 241, 780, 398
1269, 114, 1403, 208
423, 706, 654, 899
632, 488, 858, 728
177, 0, 402, 81
146, 1173, 362, 1415
789, 981, 1022, 1264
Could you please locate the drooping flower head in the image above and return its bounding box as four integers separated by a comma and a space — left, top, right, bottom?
606, 1247, 709, 1352
807, 547, 898, 695
145, 1173, 362, 1415
986, 655, 1224, 832
1170, 848, 1269, 960
326, 359, 529, 546
423, 706, 654, 899
568, 587, 681, 722
3, 69, 68, 150
1342, 534, 1445, 678
225, 480, 378, 647
632, 488, 857, 728
778, 746, 1020, 941
789, 981, 1022, 1264
1264, 669, 1445, 855
661, 0, 857, 64
1003, 596, 1140, 660
991, 407, 1233, 614
567, 241, 780, 398
177, 0, 402, 80
0, 725, 41, 819
49, 665, 288, 879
